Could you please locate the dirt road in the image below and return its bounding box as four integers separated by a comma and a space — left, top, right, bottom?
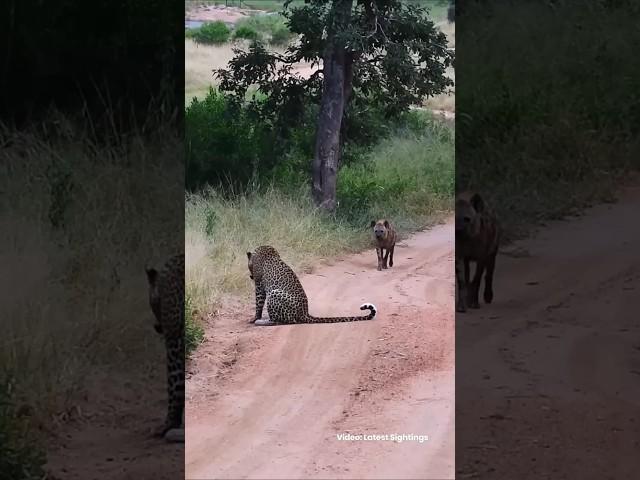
457, 182, 640, 479
186, 219, 455, 479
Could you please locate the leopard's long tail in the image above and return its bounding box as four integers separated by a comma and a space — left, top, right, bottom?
304, 303, 377, 323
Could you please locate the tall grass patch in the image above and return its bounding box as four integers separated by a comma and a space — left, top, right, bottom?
1, 112, 182, 422
0, 377, 46, 479
338, 112, 454, 228
185, 186, 365, 313
457, 2, 640, 241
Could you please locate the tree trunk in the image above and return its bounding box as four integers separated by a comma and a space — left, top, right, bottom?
312, 0, 353, 211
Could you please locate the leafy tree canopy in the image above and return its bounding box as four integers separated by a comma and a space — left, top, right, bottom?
216, 0, 454, 130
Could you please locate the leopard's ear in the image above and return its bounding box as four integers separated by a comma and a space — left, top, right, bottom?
383, 220, 390, 228
145, 267, 158, 286
247, 252, 252, 260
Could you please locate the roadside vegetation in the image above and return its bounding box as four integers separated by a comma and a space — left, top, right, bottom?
456, 2, 640, 242
1, 109, 182, 469
184, 0, 455, 353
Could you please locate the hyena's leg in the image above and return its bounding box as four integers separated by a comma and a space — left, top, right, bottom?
469, 260, 486, 309
464, 258, 470, 285
456, 257, 467, 313
376, 247, 384, 271
388, 245, 395, 268
383, 248, 390, 269
484, 251, 497, 304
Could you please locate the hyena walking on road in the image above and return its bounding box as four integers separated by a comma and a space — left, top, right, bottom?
371, 219, 397, 271
455, 192, 500, 313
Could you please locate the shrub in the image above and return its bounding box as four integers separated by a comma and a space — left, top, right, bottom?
185, 89, 274, 190
233, 25, 260, 41
185, 293, 203, 357
186, 89, 315, 191
191, 21, 230, 45
0, 377, 46, 480
233, 14, 294, 45
185, 91, 449, 198
337, 115, 454, 226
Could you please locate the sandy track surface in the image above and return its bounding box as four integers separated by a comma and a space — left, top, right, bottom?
457, 182, 640, 479
186, 219, 455, 479
46, 368, 183, 479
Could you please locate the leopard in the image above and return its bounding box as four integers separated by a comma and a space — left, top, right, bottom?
145, 253, 185, 443
247, 245, 377, 326
370, 219, 397, 271
455, 192, 500, 313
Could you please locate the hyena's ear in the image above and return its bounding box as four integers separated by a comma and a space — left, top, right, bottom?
470, 193, 485, 213
145, 267, 158, 286
370, 220, 376, 228
246, 252, 252, 260
383, 220, 390, 228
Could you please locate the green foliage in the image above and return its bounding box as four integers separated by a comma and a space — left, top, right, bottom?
216, 0, 454, 132
204, 209, 218, 238
0, 377, 46, 480
185, 88, 443, 192
457, 1, 640, 240
233, 14, 294, 44
185, 89, 279, 190
233, 25, 260, 41
337, 111, 454, 226
3, 108, 183, 425
185, 293, 204, 357
184, 112, 453, 326
190, 21, 231, 44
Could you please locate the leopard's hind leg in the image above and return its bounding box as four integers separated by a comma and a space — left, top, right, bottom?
259, 289, 299, 325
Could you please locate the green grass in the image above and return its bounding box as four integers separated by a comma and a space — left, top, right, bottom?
0, 377, 46, 479
185, 292, 204, 356
233, 13, 294, 45
185, 112, 453, 316
456, 2, 640, 242
337, 116, 454, 228
233, 24, 260, 41
189, 21, 231, 45
1, 111, 182, 422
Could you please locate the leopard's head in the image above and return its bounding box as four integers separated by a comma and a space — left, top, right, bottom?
246, 251, 255, 280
